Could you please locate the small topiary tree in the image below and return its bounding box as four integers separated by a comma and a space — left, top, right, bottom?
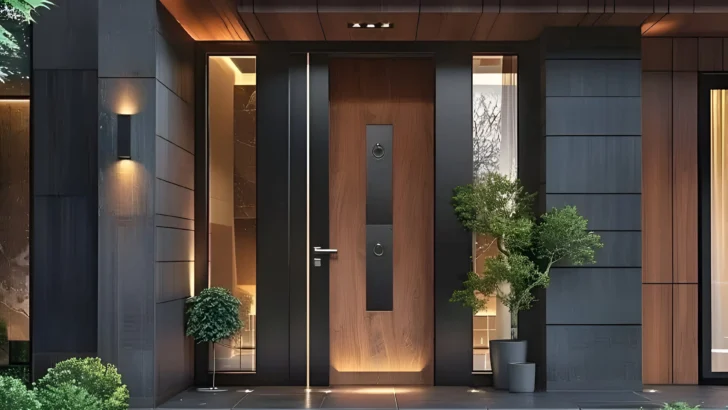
186, 287, 243, 390
36, 383, 103, 410
0, 375, 40, 410
34, 357, 129, 410
450, 173, 603, 339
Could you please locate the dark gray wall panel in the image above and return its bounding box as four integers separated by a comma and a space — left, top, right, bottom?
545, 97, 641, 136
155, 299, 193, 403
541, 28, 641, 60
546, 194, 641, 231
366, 125, 393, 225
434, 48, 473, 386
156, 82, 195, 153
590, 231, 641, 268
156, 262, 194, 303
32, 196, 97, 353
156, 179, 194, 220
98, 0, 157, 78
156, 215, 194, 231
33, 70, 98, 196
156, 136, 194, 189
32, 0, 98, 70
545, 60, 641, 97
546, 325, 641, 390
546, 137, 641, 193
546, 269, 641, 325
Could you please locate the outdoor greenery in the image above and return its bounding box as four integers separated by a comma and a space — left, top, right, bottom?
186, 287, 243, 388
0, 375, 40, 409
34, 358, 129, 410
450, 173, 603, 339
0, 0, 51, 81
36, 382, 103, 410
660, 403, 700, 410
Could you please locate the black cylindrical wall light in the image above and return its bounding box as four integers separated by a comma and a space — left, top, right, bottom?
117, 114, 132, 159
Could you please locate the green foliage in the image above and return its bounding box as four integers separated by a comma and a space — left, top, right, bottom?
35, 357, 129, 410
0, 375, 40, 410
661, 402, 700, 410
186, 287, 244, 344
450, 173, 603, 336
36, 383, 103, 410
0, 0, 52, 81
0, 365, 30, 385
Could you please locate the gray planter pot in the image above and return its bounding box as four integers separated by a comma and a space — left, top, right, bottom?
490, 339, 527, 390
508, 362, 535, 393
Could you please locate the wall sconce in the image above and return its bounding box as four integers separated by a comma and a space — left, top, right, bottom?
117, 114, 131, 159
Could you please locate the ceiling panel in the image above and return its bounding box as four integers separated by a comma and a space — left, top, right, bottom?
317, 0, 419, 12
578, 13, 603, 26
486, 13, 584, 41
640, 13, 667, 34
470, 12, 498, 40
501, 0, 557, 13
669, 0, 694, 12
255, 12, 324, 40
644, 13, 728, 36
558, 0, 588, 13
419, 0, 483, 12
588, 0, 606, 13
319, 12, 418, 40
614, 0, 654, 13
252, 0, 317, 12
694, 0, 728, 12
416, 12, 482, 41
238, 0, 269, 40
160, 0, 249, 40
594, 13, 650, 26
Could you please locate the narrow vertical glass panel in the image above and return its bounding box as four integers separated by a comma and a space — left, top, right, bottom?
208, 56, 257, 373
471, 55, 518, 372
711, 89, 728, 372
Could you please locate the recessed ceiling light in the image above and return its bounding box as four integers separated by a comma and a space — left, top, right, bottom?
381, 23, 391, 28
351, 23, 361, 28
366, 23, 376, 28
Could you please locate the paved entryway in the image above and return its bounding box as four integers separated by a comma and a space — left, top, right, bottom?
157, 385, 728, 410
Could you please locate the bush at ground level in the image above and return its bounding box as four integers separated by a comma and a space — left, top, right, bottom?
0, 375, 40, 410
36, 382, 103, 410
34, 357, 129, 410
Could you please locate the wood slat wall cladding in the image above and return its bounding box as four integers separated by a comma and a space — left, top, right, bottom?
641, 36, 728, 385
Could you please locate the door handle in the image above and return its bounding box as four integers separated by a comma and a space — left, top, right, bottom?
313, 246, 338, 255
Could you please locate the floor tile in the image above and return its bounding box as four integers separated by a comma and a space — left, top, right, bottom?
320, 392, 397, 409
234, 393, 326, 409
159, 389, 248, 409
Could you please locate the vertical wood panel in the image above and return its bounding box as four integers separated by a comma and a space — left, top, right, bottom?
673, 38, 698, 72
642, 284, 672, 384
724, 38, 728, 72
642, 72, 673, 283
672, 73, 698, 284
699, 38, 723, 72
673, 284, 698, 384
642, 38, 673, 71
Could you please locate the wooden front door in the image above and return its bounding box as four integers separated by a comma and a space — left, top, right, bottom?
328, 58, 434, 385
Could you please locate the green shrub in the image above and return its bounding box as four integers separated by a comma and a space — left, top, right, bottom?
0, 365, 30, 385
0, 375, 40, 410
35, 358, 129, 410
36, 383, 102, 410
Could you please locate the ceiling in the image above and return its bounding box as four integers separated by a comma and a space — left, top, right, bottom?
159, 0, 728, 42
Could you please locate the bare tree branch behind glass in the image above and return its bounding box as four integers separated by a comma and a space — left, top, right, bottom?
473, 91, 501, 179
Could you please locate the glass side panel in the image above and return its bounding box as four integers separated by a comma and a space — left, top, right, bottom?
711, 89, 728, 373
208, 56, 257, 372
472, 55, 518, 372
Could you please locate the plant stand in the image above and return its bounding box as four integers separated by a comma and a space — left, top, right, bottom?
490, 339, 527, 390
508, 362, 535, 393
197, 342, 228, 392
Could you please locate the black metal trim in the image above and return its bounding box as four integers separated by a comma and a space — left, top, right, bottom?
698, 73, 728, 384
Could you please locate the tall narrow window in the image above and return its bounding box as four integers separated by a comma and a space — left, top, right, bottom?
471, 55, 518, 372
208, 56, 257, 372
710, 89, 728, 373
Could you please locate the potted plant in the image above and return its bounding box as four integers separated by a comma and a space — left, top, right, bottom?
186, 287, 243, 392
450, 173, 602, 391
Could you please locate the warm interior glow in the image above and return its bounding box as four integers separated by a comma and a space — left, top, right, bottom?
710, 89, 728, 372
221, 56, 256, 86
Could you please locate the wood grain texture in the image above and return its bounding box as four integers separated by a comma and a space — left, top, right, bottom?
642, 284, 673, 384
699, 37, 723, 72
159, 0, 249, 40
673, 38, 698, 72
673, 284, 698, 384
672, 72, 698, 284
329, 58, 434, 385
416, 12, 482, 41
255, 12, 324, 40
642, 72, 673, 283
318, 12, 418, 41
